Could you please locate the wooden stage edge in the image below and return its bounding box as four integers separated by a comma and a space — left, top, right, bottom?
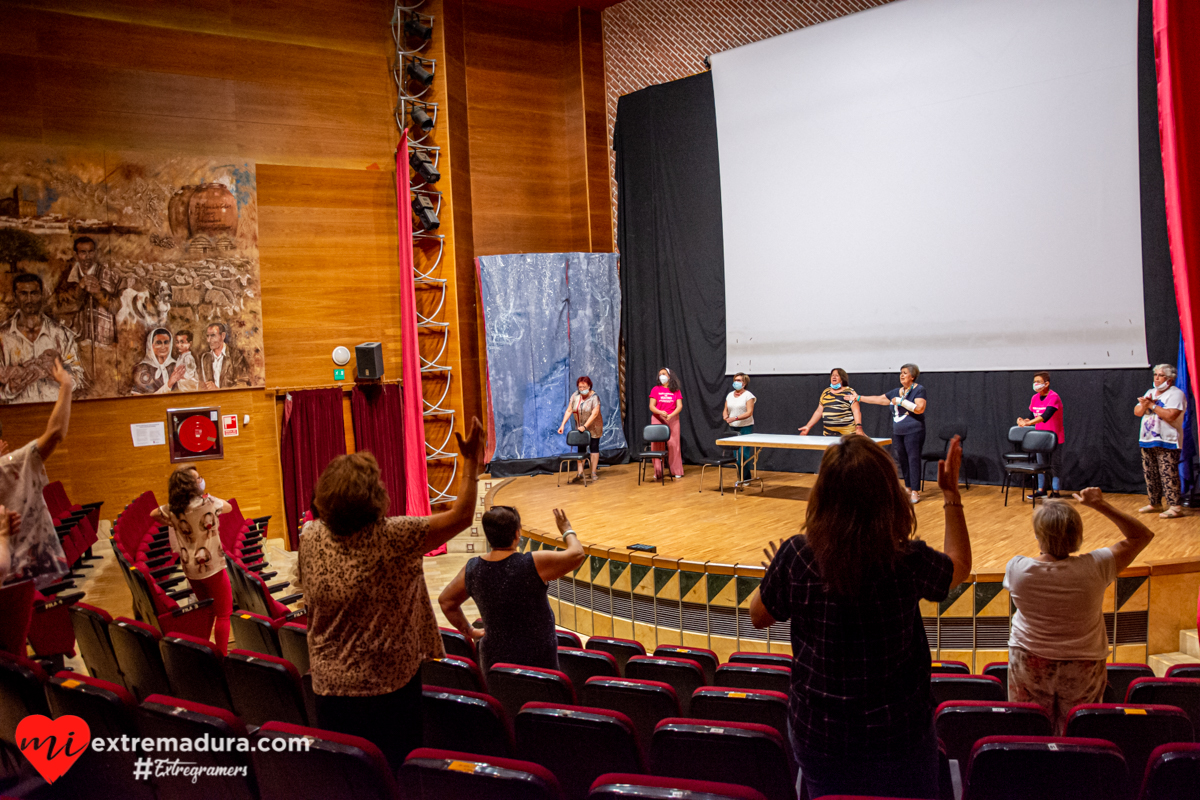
483, 464, 1200, 665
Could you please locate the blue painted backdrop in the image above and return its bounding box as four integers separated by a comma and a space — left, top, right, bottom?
479, 252, 627, 464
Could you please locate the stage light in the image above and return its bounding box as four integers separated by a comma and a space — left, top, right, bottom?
412, 195, 440, 230
411, 105, 434, 132
406, 61, 434, 86
409, 151, 440, 184
405, 17, 432, 41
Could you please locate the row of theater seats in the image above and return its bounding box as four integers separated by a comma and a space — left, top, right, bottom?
5, 643, 1200, 800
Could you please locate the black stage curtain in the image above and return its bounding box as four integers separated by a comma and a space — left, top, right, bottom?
615, 0, 1176, 494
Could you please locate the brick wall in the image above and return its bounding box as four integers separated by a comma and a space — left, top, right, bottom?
600, 0, 895, 244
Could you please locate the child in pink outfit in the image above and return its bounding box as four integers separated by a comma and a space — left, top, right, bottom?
649, 367, 684, 479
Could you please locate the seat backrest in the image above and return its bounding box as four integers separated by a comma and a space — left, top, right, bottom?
399, 748, 560, 800
981, 662, 1009, 693
934, 700, 1052, 765
713, 663, 791, 694
1140, 742, 1200, 800
566, 430, 592, 447
516, 703, 643, 800
1166, 663, 1200, 680
422, 686, 513, 758
964, 736, 1126, 800
137, 694, 255, 800
160, 633, 233, 711
930, 659, 972, 675
650, 718, 793, 800
581, 677, 681, 754
689, 688, 789, 741
255, 721, 402, 800
0, 579, 36, 657
1105, 663, 1156, 703
230, 610, 283, 659
423, 654, 487, 694
1065, 703, 1194, 799
1008, 425, 1034, 447
556, 630, 582, 648
728, 651, 792, 669
488, 663, 576, 721
1126, 678, 1200, 727
109, 617, 170, 702
654, 645, 718, 685
558, 647, 619, 690
625, 656, 706, 715
585, 637, 647, 675
223, 649, 308, 727
939, 420, 968, 443
278, 622, 310, 675
1020, 430, 1057, 454
0, 652, 50, 745
439, 626, 477, 661
643, 425, 670, 444
931, 674, 1006, 705
588, 773, 769, 800
46, 671, 137, 738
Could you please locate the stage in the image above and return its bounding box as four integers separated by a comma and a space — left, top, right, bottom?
485, 464, 1200, 666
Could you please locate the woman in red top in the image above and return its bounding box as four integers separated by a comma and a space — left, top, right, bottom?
649, 367, 684, 479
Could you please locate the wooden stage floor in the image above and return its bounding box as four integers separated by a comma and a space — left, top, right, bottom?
490, 464, 1200, 574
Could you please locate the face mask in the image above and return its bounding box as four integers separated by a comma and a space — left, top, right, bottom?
198, 478, 206, 493
578, 388, 589, 396
830, 382, 842, 390
732, 381, 743, 391
659, 375, 669, 385
1033, 382, 1045, 392
1154, 379, 1166, 390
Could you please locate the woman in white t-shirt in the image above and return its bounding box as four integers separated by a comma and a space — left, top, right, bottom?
1004, 489, 1154, 733
722, 372, 756, 482
1135, 363, 1188, 519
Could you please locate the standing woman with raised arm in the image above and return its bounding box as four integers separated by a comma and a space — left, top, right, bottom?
798, 368, 864, 438
649, 367, 684, 480
723, 373, 756, 482
858, 364, 928, 504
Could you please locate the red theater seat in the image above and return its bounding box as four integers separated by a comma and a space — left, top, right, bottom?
650, 718, 794, 800
581, 676, 681, 754
625, 655, 707, 715
400, 748, 562, 800
963, 736, 1126, 800
588, 773, 767, 800
488, 663, 576, 721
422, 685, 514, 757
934, 701, 1051, 765
516, 703, 644, 800
585, 637, 647, 675
254, 721, 402, 800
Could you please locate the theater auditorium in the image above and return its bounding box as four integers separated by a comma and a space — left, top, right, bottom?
2, 0, 1200, 798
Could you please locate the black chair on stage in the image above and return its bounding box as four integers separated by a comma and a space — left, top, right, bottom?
630, 424, 671, 486
698, 446, 739, 495
1003, 425, 1036, 465
1002, 430, 1057, 507
921, 421, 970, 490
559, 430, 594, 487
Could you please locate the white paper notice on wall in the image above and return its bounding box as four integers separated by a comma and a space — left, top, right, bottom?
131, 422, 166, 448
221, 414, 239, 437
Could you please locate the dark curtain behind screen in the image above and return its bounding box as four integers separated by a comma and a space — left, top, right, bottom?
280, 388, 346, 548
615, 0, 1176, 493
350, 384, 406, 517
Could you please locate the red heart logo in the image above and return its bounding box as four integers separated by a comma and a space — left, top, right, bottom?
16, 714, 91, 784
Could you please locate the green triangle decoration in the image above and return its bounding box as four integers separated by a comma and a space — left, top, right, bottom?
590, 556, 606, 580
938, 580, 971, 615
736, 576, 761, 605
973, 582, 1004, 614
609, 561, 629, 583
707, 574, 734, 602
654, 567, 677, 595
678, 570, 704, 598
1116, 576, 1147, 610
630, 563, 651, 590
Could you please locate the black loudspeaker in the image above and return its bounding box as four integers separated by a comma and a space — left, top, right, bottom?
355, 342, 384, 380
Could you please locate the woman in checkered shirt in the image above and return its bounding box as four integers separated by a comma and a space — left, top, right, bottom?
750, 435, 972, 799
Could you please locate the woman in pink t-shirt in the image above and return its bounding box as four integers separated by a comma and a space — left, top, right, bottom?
649, 367, 684, 479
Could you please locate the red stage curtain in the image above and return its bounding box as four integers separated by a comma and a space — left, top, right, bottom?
280, 388, 346, 549
350, 383, 406, 517
1155, 0, 1200, 408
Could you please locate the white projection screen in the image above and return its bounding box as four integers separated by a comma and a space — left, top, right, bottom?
712, 0, 1146, 376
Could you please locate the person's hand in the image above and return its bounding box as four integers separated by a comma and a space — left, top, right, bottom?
577, 425, 586, 433
82, 274, 101, 294
891, 396, 902, 406
1016, 417, 1030, 427
553, 508, 573, 536
722, 414, 731, 423
1072, 487, 1104, 507
761, 538, 782, 568
798, 425, 812, 435
558, 424, 565, 434
467, 626, 485, 641
938, 435, 963, 502
455, 416, 485, 464
51, 357, 73, 390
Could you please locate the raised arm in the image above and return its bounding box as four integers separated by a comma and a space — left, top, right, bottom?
857, 394, 891, 406
531, 509, 587, 582
939, 436, 972, 588
36, 358, 73, 462
438, 565, 483, 641
1073, 487, 1154, 573
426, 416, 485, 551
798, 405, 823, 435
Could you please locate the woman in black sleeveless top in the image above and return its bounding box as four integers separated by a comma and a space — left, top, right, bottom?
439, 506, 586, 671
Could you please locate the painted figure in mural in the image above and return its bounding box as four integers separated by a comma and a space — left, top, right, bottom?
199, 321, 249, 390
52, 236, 117, 345
172, 330, 200, 392
131, 327, 180, 395
0, 273, 87, 404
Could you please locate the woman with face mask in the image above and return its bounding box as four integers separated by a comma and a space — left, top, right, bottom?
1135, 364, 1188, 518
723, 373, 756, 482
649, 367, 684, 480
798, 368, 863, 438
558, 376, 603, 482
1017, 372, 1064, 498
857, 364, 927, 504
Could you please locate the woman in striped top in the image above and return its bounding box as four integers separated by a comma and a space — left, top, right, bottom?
799, 368, 863, 437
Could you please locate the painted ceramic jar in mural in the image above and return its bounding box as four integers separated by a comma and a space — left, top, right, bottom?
188, 183, 238, 238
168, 185, 199, 239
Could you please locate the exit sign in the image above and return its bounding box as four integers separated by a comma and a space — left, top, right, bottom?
334, 368, 345, 380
